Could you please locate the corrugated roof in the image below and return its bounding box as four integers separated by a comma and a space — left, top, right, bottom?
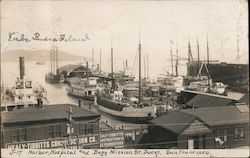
2, 104, 100, 124
182, 106, 249, 126
185, 94, 234, 108
150, 111, 197, 134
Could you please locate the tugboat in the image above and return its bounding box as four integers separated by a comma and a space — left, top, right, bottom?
94, 36, 159, 123
45, 46, 64, 83
1, 57, 47, 112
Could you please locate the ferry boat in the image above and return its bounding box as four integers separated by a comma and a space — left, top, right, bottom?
1, 57, 47, 112
66, 77, 98, 101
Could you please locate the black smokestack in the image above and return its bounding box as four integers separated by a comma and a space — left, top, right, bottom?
19, 57, 25, 79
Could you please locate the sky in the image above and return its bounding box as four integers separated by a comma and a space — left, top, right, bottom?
1, 0, 248, 77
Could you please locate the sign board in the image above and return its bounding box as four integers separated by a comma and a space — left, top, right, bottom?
6, 134, 99, 149
100, 130, 124, 148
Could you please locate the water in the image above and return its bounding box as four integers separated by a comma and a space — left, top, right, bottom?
1, 61, 145, 129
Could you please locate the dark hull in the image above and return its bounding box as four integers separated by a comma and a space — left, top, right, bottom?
187, 62, 249, 91
67, 91, 94, 101
97, 107, 154, 124
96, 96, 155, 124
45, 74, 62, 83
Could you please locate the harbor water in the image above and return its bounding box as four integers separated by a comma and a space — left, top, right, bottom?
1, 61, 151, 130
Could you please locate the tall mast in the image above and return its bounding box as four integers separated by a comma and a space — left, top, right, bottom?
50, 48, 52, 74
138, 31, 142, 106
147, 53, 149, 79
86, 61, 89, 80
99, 48, 102, 71
206, 35, 210, 87
55, 47, 58, 75
111, 37, 115, 92
197, 37, 200, 67
92, 48, 94, 70
188, 39, 193, 63
175, 41, 179, 76
144, 54, 146, 79
170, 41, 173, 76
52, 47, 55, 75
237, 35, 240, 63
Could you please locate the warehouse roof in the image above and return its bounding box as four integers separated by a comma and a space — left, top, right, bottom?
150, 111, 199, 134
182, 105, 249, 126
150, 105, 248, 134
2, 104, 100, 125
185, 94, 234, 108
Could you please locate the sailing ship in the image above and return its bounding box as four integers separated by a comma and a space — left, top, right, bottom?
186, 38, 248, 92
94, 35, 159, 123
1, 57, 47, 112
66, 62, 98, 101
185, 37, 227, 95
45, 46, 64, 83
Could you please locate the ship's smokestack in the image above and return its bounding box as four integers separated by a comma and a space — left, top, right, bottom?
125, 60, 128, 67
19, 57, 25, 79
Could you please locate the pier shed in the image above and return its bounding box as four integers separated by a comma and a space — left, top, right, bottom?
1, 103, 101, 149
145, 105, 249, 149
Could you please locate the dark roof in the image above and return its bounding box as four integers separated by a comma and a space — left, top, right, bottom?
185, 94, 234, 108
58, 65, 87, 74
2, 104, 100, 124
182, 106, 249, 126
150, 111, 197, 134
150, 106, 249, 134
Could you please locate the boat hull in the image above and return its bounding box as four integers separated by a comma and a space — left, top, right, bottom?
67, 90, 94, 101
45, 74, 63, 83
96, 97, 155, 124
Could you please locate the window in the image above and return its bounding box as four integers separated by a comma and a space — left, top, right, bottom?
234, 128, 239, 141
87, 124, 94, 135
12, 129, 19, 142
12, 128, 26, 142
48, 126, 54, 138
54, 125, 61, 137
19, 129, 26, 141
240, 127, 245, 140
48, 125, 61, 138
80, 124, 87, 135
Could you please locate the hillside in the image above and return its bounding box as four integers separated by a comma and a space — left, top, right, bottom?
1, 49, 84, 62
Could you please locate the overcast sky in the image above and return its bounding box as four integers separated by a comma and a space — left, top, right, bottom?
1, 0, 248, 76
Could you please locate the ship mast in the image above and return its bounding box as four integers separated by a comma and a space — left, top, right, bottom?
111, 37, 115, 92
175, 41, 178, 76
99, 48, 102, 71
92, 48, 94, 70
197, 37, 200, 67
170, 41, 173, 76
138, 31, 142, 106
55, 47, 58, 75
147, 53, 149, 79
50, 48, 52, 74
206, 35, 210, 88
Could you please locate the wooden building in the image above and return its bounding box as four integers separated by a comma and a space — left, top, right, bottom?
1, 103, 101, 149
144, 105, 249, 149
